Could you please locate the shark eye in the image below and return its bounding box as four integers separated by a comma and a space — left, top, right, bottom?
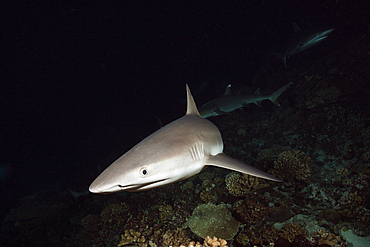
140, 167, 148, 177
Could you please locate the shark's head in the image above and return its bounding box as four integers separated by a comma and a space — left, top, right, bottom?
89, 153, 183, 193
89, 131, 209, 193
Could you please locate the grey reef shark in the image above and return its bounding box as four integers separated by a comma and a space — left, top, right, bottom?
89, 85, 282, 193
274, 22, 334, 67
199, 82, 292, 118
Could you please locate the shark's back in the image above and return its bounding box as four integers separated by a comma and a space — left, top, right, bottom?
199, 95, 245, 118
121, 114, 223, 167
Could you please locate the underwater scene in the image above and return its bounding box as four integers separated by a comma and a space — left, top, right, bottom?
1, 1, 370, 247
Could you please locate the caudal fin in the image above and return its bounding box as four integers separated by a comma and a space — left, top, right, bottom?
269, 82, 292, 106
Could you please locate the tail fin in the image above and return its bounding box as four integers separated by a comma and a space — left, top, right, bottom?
269, 82, 292, 106
68, 188, 89, 200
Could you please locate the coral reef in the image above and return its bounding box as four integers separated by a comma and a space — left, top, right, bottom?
80, 214, 102, 232
179, 236, 228, 247
261, 226, 279, 244
269, 203, 294, 223
163, 228, 190, 247
310, 229, 342, 246
320, 208, 341, 224
181, 181, 194, 190
235, 198, 270, 224
305, 86, 342, 108
203, 236, 228, 247
292, 234, 312, 247
235, 226, 278, 246
270, 149, 312, 181
256, 145, 291, 162
195, 172, 225, 205
225, 172, 260, 197
200, 190, 215, 203
159, 204, 175, 223
118, 229, 146, 247
278, 222, 307, 243
185, 203, 240, 240
101, 202, 131, 224
235, 233, 249, 246
336, 167, 350, 177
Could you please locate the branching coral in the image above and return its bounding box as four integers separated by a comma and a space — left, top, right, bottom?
225, 172, 260, 197
185, 203, 240, 240
269, 150, 312, 181
163, 228, 190, 247
203, 236, 228, 247
235, 199, 270, 224
278, 222, 307, 243
200, 191, 214, 203
118, 229, 146, 247
336, 167, 350, 176
310, 229, 342, 246
235, 225, 278, 246
261, 226, 279, 244
180, 236, 228, 247
158, 204, 174, 223
236, 233, 249, 246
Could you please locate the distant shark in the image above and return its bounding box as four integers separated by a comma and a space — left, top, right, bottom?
89, 85, 282, 193
199, 82, 292, 118
274, 22, 334, 67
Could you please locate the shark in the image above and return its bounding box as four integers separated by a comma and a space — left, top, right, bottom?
274, 22, 334, 67
89, 85, 282, 193
199, 82, 292, 118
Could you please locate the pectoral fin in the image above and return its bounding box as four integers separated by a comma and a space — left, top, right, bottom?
205, 153, 283, 182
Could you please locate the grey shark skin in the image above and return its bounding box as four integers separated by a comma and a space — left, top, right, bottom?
89, 85, 282, 193
275, 22, 334, 67
199, 82, 292, 118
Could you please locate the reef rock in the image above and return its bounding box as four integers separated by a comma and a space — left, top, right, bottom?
185, 203, 240, 240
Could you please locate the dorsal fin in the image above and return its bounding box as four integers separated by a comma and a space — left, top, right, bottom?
186, 84, 201, 116
224, 84, 232, 95
254, 88, 261, 95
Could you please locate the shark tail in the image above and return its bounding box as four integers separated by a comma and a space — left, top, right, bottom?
68, 189, 89, 200
269, 82, 292, 106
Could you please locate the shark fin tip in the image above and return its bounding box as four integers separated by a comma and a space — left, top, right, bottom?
186, 84, 201, 116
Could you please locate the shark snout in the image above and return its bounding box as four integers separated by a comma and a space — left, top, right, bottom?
89, 182, 121, 194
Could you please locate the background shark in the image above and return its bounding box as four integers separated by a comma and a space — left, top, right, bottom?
274, 22, 334, 67
199, 82, 292, 118
89, 85, 282, 193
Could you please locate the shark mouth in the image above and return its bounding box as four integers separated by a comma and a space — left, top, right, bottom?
118, 178, 170, 192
